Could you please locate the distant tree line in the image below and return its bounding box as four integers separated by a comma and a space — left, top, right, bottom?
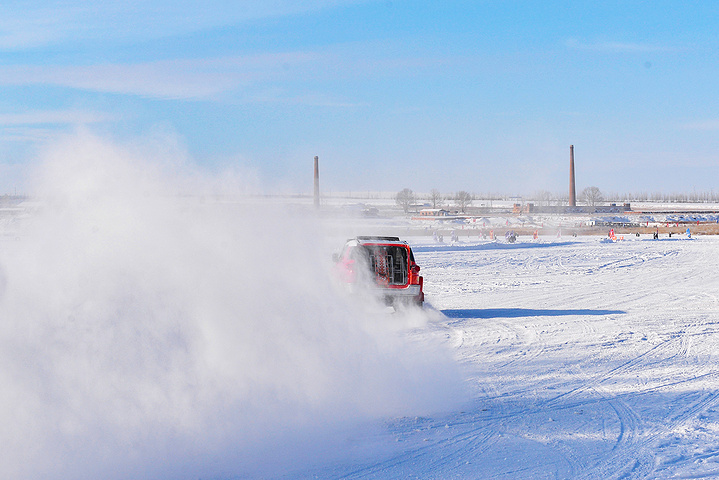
394, 188, 474, 213
606, 190, 719, 204
394, 187, 719, 214
535, 188, 719, 205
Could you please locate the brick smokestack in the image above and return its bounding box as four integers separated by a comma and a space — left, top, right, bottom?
569, 145, 576, 207
313, 155, 320, 208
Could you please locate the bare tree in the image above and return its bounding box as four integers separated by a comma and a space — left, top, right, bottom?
580, 186, 603, 206
428, 189, 444, 208
534, 190, 554, 206
395, 188, 416, 213
454, 191, 473, 213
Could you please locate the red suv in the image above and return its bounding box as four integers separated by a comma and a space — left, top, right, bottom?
333, 236, 424, 307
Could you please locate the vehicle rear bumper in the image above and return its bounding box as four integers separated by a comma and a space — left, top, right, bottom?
381, 284, 424, 306
383, 285, 422, 297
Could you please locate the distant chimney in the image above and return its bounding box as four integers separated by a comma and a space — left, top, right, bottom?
313, 156, 320, 208
569, 145, 576, 207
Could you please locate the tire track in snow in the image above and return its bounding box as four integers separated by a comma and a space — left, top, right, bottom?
628, 375, 719, 478
542, 336, 683, 408
575, 376, 719, 479
494, 319, 549, 369
594, 248, 679, 273
550, 324, 719, 479
534, 334, 691, 479
343, 415, 501, 479
410, 237, 715, 480
571, 397, 652, 480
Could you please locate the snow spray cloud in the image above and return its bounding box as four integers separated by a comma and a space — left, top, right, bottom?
0, 132, 465, 480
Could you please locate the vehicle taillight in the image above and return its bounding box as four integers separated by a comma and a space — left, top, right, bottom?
409, 263, 421, 285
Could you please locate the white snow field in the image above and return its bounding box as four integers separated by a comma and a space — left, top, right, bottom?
4, 137, 719, 479
4, 220, 719, 479
298, 234, 719, 479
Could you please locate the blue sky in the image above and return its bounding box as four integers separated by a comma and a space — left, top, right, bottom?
1, 0, 718, 196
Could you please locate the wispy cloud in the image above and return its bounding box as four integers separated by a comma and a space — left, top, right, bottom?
0, 52, 325, 100
0, 126, 62, 144
0, 63, 237, 100
247, 89, 367, 108
681, 119, 719, 131
0, 109, 113, 126
0, 0, 370, 50
565, 38, 678, 53
0, 109, 115, 145
0, 46, 433, 103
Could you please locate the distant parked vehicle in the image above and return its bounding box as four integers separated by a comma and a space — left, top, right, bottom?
333, 236, 424, 307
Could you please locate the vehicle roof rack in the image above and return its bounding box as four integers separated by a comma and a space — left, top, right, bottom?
356, 236, 401, 242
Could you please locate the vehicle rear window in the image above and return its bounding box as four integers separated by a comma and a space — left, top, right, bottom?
362, 245, 408, 285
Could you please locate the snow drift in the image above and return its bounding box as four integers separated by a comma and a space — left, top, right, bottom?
0, 132, 465, 479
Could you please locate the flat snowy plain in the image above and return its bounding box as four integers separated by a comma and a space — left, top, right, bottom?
7, 139, 718, 479
297, 233, 719, 479
3, 200, 718, 479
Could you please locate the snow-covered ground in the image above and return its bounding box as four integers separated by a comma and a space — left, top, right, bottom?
4, 212, 719, 479
3, 210, 719, 479
293, 234, 719, 479
4, 136, 719, 479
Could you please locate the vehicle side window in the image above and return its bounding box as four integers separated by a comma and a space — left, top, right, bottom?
347, 246, 368, 263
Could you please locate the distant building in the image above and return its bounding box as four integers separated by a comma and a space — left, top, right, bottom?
513, 203, 536, 214
418, 208, 451, 217
512, 203, 630, 214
